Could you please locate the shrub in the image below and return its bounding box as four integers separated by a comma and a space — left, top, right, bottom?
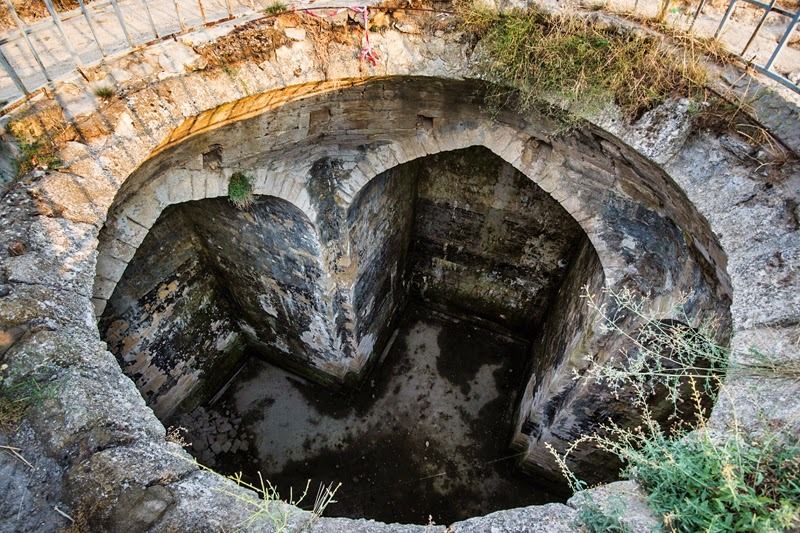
228, 172, 254, 209
549, 288, 800, 532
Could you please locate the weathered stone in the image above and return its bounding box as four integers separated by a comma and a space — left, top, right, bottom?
0, 6, 795, 531
448, 503, 578, 532
568, 481, 661, 532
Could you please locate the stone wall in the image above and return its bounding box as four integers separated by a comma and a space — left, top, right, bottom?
182, 197, 340, 382
410, 147, 585, 335
512, 238, 605, 479
91, 77, 733, 483
1, 8, 792, 525
99, 205, 244, 420
347, 162, 419, 372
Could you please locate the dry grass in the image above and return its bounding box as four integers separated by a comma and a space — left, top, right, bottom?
456, 1, 795, 163
457, 1, 709, 119
0, 0, 85, 30
195, 19, 289, 69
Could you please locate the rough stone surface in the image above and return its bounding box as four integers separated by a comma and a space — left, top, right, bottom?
448, 503, 578, 532
568, 481, 661, 532
0, 6, 796, 532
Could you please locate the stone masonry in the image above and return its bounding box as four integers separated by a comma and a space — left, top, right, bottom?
0, 5, 797, 532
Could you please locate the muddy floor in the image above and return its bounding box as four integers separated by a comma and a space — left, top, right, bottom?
176, 305, 568, 525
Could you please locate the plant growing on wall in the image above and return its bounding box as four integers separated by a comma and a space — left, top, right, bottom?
228, 172, 255, 210
548, 288, 800, 532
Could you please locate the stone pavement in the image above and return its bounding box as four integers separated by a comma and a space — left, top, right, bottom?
1, 0, 800, 109
0, 0, 375, 106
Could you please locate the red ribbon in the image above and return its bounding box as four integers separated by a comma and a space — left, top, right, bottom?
301, 5, 380, 66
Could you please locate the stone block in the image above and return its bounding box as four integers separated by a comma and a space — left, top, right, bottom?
568, 481, 660, 532
449, 503, 578, 532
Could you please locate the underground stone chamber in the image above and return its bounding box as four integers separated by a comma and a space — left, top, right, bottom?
93, 77, 733, 526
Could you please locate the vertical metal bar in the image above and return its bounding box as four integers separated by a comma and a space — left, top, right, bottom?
197, 0, 208, 24
741, 0, 777, 56
173, 0, 186, 31
140, 0, 160, 39
765, 9, 800, 69
0, 42, 29, 96
43, 0, 83, 67
225, 0, 234, 18
689, 0, 707, 30
2, 0, 51, 82
715, 0, 739, 38
109, 0, 134, 47
77, 0, 105, 57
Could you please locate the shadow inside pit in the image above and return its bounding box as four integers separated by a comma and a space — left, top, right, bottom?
174, 303, 570, 525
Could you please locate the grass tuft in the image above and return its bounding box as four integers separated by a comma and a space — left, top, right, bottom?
93, 85, 114, 100
228, 171, 254, 210
0, 377, 55, 431
456, 2, 707, 120
264, 2, 288, 15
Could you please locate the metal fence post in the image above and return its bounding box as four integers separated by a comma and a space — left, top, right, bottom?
173, 0, 186, 32
140, 0, 160, 39
0, 40, 28, 96
197, 0, 208, 24
715, 0, 739, 38
1, 0, 51, 82
765, 9, 800, 70
109, 0, 135, 47
77, 0, 105, 57
689, 0, 707, 30
43, 0, 84, 67
740, 0, 777, 56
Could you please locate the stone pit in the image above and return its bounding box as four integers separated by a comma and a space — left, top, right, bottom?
0, 4, 798, 533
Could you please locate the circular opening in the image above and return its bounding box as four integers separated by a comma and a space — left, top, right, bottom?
95, 77, 731, 525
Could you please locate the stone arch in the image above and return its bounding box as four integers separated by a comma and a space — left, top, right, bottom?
92, 76, 733, 483
98, 193, 334, 419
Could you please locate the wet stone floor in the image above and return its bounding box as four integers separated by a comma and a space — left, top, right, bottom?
176, 305, 567, 525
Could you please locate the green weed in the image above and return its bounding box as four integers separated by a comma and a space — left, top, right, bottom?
264, 2, 288, 15
0, 377, 56, 431
576, 497, 633, 532
228, 172, 254, 210
549, 288, 800, 532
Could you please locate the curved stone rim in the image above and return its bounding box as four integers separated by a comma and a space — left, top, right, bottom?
0, 15, 797, 531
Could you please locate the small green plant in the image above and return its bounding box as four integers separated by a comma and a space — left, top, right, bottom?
576, 497, 633, 533
264, 2, 287, 15
93, 85, 114, 100
228, 172, 254, 210
0, 377, 56, 431
17, 140, 62, 176
548, 288, 800, 533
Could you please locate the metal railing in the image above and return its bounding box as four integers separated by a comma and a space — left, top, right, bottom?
0, 0, 260, 110
0, 0, 798, 113
691, 0, 800, 92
